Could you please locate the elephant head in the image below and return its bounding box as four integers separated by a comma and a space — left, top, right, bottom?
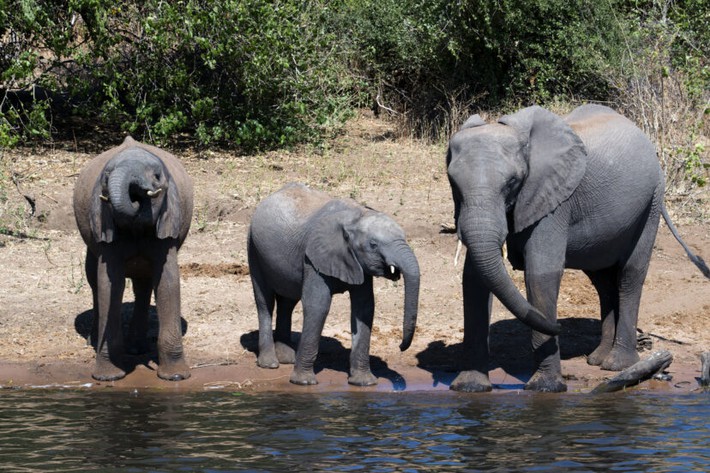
447, 106, 587, 335
90, 147, 182, 243
305, 204, 420, 351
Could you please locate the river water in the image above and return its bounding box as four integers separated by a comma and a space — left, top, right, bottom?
0, 389, 708, 472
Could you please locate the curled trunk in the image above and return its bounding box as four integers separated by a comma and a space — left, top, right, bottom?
460, 215, 560, 336
107, 165, 139, 220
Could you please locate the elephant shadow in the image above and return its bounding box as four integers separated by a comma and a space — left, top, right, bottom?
74, 304, 189, 375
415, 317, 601, 389
239, 330, 407, 390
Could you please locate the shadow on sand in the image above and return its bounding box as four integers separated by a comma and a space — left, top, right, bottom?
415, 317, 602, 389
74, 304, 188, 376
240, 330, 407, 390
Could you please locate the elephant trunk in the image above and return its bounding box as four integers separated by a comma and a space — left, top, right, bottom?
460, 210, 560, 336
107, 165, 140, 221
388, 241, 420, 351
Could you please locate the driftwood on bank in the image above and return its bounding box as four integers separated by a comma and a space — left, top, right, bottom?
701, 352, 710, 388
591, 350, 674, 394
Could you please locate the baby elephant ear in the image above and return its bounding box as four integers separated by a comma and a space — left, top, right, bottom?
90, 171, 115, 243
305, 204, 364, 286
156, 173, 182, 239
499, 106, 587, 232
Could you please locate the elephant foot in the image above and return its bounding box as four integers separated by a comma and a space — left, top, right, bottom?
587, 343, 612, 366
157, 359, 191, 381
524, 371, 567, 393
600, 347, 640, 371
92, 360, 126, 382
450, 370, 492, 393
348, 370, 377, 386
290, 369, 318, 385
257, 350, 280, 369
275, 341, 296, 364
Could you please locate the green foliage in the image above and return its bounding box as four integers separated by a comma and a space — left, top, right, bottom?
624, 0, 709, 104
0, 95, 52, 147
1, 0, 355, 150
327, 0, 627, 139
685, 141, 708, 187
610, 1, 709, 191
0, 0, 706, 166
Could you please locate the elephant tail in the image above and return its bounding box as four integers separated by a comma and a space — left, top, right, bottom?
661, 204, 710, 279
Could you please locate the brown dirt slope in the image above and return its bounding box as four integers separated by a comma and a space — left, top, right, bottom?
1, 112, 708, 393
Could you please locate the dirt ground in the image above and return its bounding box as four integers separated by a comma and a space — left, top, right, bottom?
1, 112, 708, 394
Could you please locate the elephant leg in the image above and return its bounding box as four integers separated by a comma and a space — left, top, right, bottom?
85, 251, 99, 348
152, 245, 190, 381
523, 222, 567, 392
291, 266, 333, 385
602, 213, 659, 371
249, 251, 279, 369
450, 252, 494, 392
127, 277, 152, 355
585, 267, 619, 366
348, 278, 377, 386
93, 250, 127, 381
274, 295, 297, 364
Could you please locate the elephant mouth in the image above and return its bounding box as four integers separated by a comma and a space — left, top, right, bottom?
128, 184, 163, 208
385, 264, 401, 281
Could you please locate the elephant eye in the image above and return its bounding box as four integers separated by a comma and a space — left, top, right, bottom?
504, 177, 520, 193
369, 240, 378, 250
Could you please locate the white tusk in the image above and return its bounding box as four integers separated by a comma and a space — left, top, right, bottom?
147, 188, 163, 197
389, 265, 396, 275
99, 194, 109, 202
454, 239, 462, 267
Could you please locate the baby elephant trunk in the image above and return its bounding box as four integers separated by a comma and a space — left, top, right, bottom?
388, 241, 420, 351
107, 165, 140, 222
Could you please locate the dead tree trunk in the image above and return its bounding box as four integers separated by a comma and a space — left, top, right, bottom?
701, 352, 710, 388
591, 350, 673, 394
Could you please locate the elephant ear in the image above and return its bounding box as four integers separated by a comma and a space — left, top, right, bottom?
156, 170, 182, 239
90, 170, 115, 243
305, 204, 364, 285
499, 106, 587, 232
460, 114, 487, 131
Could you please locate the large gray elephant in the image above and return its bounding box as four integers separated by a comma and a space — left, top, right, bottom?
446, 104, 709, 393
73, 136, 194, 381
248, 183, 420, 386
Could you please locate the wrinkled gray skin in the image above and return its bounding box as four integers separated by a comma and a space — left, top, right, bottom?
248, 183, 420, 386
73, 136, 193, 382
447, 105, 709, 393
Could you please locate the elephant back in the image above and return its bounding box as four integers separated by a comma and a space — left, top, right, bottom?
252, 183, 338, 228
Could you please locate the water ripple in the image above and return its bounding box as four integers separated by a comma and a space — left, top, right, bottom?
0, 391, 708, 472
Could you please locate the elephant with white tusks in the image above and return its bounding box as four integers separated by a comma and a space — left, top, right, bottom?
73, 136, 194, 382
446, 104, 709, 393
248, 183, 420, 386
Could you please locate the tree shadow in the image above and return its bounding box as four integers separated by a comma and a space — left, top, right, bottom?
74, 304, 189, 376
415, 317, 601, 389
240, 330, 407, 390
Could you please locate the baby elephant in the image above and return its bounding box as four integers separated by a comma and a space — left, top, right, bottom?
248, 183, 420, 386
73, 136, 193, 382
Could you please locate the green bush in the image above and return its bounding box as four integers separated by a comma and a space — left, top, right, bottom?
328, 0, 627, 139
0, 0, 706, 163
1, 0, 356, 150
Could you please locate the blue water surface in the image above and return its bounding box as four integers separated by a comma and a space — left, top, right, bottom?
0, 389, 708, 472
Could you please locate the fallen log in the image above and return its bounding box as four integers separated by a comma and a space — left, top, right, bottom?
591, 350, 673, 394
701, 352, 710, 388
